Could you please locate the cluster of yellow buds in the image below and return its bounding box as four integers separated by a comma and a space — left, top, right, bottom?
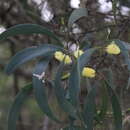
54, 51, 72, 64
54, 41, 121, 78
54, 49, 84, 64
54, 50, 96, 78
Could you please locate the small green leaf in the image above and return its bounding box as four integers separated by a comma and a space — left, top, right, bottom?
33, 58, 60, 122
54, 62, 78, 119
82, 87, 96, 130
0, 24, 61, 43
5, 44, 61, 74
8, 83, 33, 130
104, 80, 122, 130
68, 8, 88, 27
69, 48, 96, 107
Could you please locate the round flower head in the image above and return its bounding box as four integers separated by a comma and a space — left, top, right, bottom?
106, 41, 121, 55
82, 67, 96, 78
73, 49, 84, 58
54, 51, 64, 61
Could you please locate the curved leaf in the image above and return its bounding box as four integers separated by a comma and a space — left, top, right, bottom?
8, 83, 33, 130
5, 44, 62, 74
104, 80, 122, 130
68, 8, 88, 27
82, 87, 96, 130
0, 24, 61, 43
69, 48, 96, 106
54, 62, 78, 119
33, 58, 60, 122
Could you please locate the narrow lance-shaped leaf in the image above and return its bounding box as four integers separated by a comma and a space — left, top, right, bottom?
33, 57, 60, 122
115, 40, 130, 90
96, 83, 108, 122
68, 61, 80, 107
107, 68, 116, 89
68, 8, 88, 27
0, 24, 62, 44
5, 44, 62, 74
69, 48, 96, 107
115, 40, 130, 71
104, 80, 122, 130
82, 87, 96, 130
54, 62, 78, 119
8, 83, 33, 130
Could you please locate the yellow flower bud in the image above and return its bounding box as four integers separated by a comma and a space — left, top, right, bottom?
82, 67, 96, 78
106, 41, 121, 55
63, 55, 72, 64
54, 51, 64, 61
73, 49, 84, 58
54, 51, 72, 64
